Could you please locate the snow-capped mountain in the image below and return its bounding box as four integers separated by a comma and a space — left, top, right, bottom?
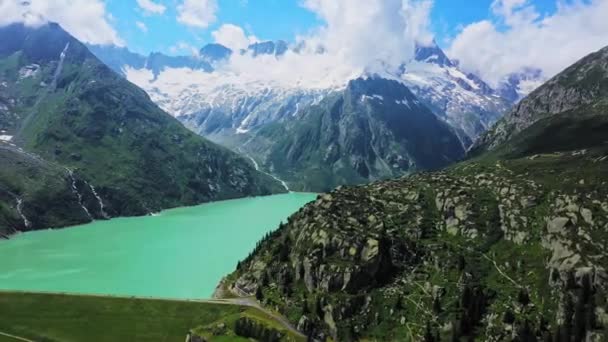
496, 67, 544, 103
401, 41, 512, 143
162, 84, 327, 140
90, 40, 514, 145
246, 40, 288, 57
89, 40, 517, 190
238, 76, 466, 191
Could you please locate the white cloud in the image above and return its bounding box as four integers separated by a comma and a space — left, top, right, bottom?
448, 0, 608, 86
136, 21, 148, 33
136, 0, 166, 15
177, 0, 217, 28
300, 0, 434, 75
212, 24, 257, 51
127, 0, 436, 100
0, 0, 123, 46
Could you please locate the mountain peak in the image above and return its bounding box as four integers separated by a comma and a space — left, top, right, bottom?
414, 40, 453, 67
199, 43, 232, 61
246, 40, 288, 57
496, 67, 544, 103
0, 22, 89, 64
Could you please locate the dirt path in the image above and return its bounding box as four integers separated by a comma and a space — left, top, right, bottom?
225, 296, 304, 338
0, 331, 35, 342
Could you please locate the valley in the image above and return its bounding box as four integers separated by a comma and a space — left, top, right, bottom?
0, 1, 607, 341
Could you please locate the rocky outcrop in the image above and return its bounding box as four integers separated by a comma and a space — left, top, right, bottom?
224, 149, 608, 341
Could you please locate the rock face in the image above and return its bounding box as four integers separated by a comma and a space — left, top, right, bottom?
0, 23, 284, 235
496, 67, 544, 103
402, 41, 512, 143
472, 46, 608, 154
221, 46, 608, 341
241, 77, 466, 192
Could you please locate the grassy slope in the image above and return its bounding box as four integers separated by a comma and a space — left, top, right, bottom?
0, 23, 284, 233
0, 292, 303, 342
0, 146, 90, 233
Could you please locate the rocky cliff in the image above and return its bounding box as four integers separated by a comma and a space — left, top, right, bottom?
473, 46, 608, 154
242, 77, 465, 192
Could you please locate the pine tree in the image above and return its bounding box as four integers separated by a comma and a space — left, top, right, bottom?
255, 286, 264, 301
302, 298, 310, 314
518, 289, 531, 306
458, 255, 466, 271
395, 295, 404, 310
424, 322, 435, 342
433, 296, 442, 314
316, 296, 325, 319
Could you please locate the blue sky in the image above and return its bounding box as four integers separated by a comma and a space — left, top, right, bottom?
107, 0, 323, 54
106, 0, 559, 55
11, 0, 603, 86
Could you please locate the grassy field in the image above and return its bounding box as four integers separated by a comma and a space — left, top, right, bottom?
0, 292, 303, 342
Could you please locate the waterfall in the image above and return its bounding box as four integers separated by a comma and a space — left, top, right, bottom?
15, 198, 31, 229
239, 148, 290, 192
85, 181, 109, 219
51, 42, 70, 89
65, 168, 92, 220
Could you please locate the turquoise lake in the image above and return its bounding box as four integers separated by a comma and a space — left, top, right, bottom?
0, 193, 316, 299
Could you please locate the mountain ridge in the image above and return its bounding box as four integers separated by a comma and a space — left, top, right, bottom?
0, 22, 284, 235
471, 45, 608, 156
90, 39, 515, 191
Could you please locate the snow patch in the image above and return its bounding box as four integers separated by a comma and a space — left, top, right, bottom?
518, 79, 544, 96
361, 94, 384, 103
446, 66, 479, 90
18, 64, 40, 79
0, 135, 13, 141
395, 99, 410, 108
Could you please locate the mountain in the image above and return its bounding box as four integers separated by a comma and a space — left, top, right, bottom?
145, 52, 211, 76
89, 41, 513, 148
215, 46, 608, 341
89, 41, 510, 191
496, 67, 544, 103
0, 23, 284, 236
86, 44, 146, 75
472, 46, 608, 155
199, 43, 232, 63
401, 41, 512, 143
246, 40, 288, 57
87, 40, 287, 78
87, 44, 212, 77
239, 77, 465, 192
